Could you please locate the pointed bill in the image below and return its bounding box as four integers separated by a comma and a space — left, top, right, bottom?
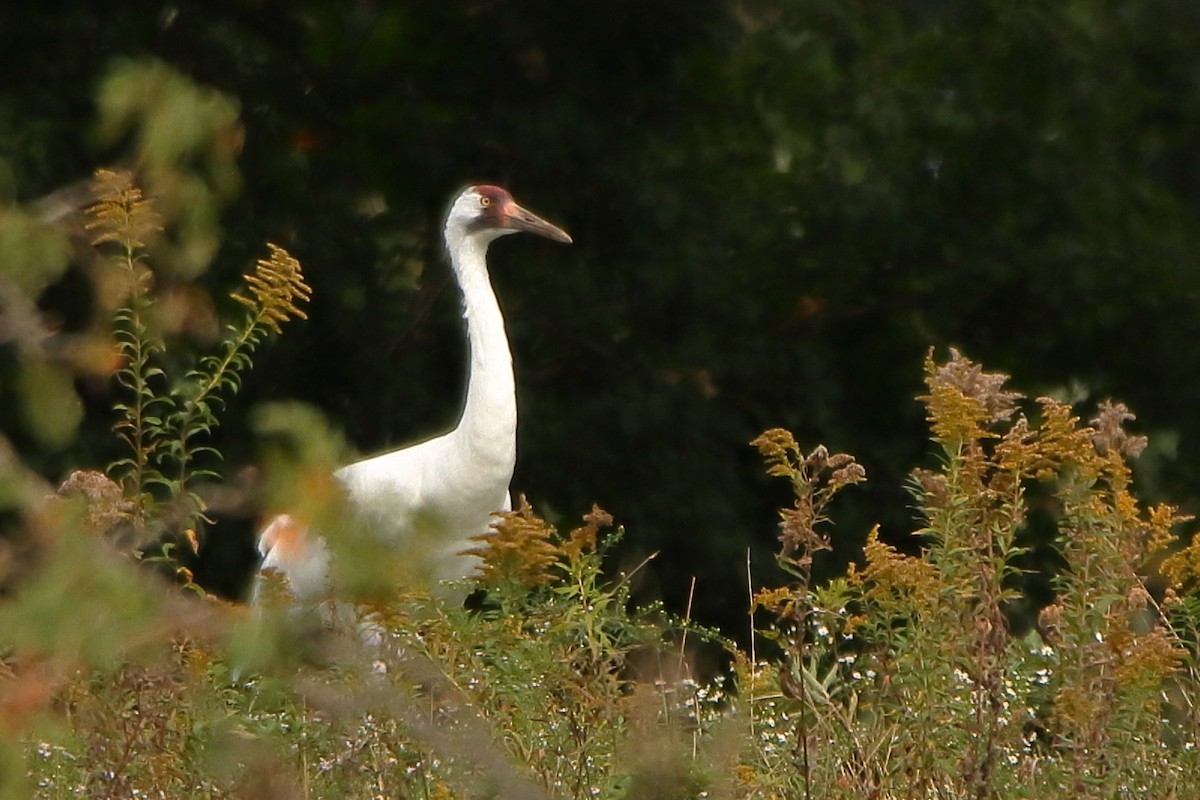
505, 201, 572, 244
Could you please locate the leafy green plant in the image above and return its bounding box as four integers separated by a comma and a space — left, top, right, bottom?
241, 498, 725, 800
165, 242, 310, 513
19, 495, 725, 800
747, 430, 865, 799
87, 167, 166, 525
87, 168, 310, 540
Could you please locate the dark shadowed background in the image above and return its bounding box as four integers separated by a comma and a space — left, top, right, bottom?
3, 0, 1200, 636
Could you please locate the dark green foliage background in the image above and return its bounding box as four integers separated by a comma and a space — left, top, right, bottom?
3, 0, 1199, 634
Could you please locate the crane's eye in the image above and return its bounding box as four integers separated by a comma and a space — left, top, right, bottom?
479, 195, 491, 207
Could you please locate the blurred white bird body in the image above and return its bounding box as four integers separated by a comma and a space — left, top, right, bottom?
256, 185, 570, 603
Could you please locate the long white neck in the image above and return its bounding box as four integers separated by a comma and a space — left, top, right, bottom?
445, 229, 517, 482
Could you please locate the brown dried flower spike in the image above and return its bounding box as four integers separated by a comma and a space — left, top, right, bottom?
752, 428, 865, 563
232, 244, 311, 334
467, 495, 561, 588
1090, 399, 1148, 459
86, 169, 163, 253
922, 347, 1022, 447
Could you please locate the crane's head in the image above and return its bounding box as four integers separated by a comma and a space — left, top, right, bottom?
446, 184, 572, 245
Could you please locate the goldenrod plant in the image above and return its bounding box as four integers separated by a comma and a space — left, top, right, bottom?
15, 334, 1200, 799
743, 349, 1200, 799
167, 242, 310, 519
88, 167, 309, 541
86, 168, 166, 526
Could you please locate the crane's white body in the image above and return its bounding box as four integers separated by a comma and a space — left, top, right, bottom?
256, 186, 567, 603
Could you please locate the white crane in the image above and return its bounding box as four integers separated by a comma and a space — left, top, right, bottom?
256, 185, 571, 603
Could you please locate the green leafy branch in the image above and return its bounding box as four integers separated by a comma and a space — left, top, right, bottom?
164, 244, 311, 518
